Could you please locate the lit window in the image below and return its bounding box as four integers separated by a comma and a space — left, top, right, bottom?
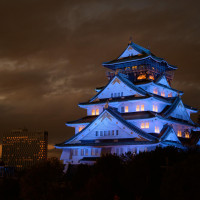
79, 127, 84, 132
153, 105, 158, 112
137, 74, 146, 80
168, 93, 172, 97
155, 126, 160, 133
185, 132, 190, 138
145, 122, 149, 128
177, 131, 182, 137
141, 123, 145, 129
149, 75, 154, 80
161, 91, 165, 97
96, 109, 99, 115
141, 105, 144, 111
125, 106, 129, 113
136, 105, 140, 111
92, 109, 95, 115
153, 89, 158, 94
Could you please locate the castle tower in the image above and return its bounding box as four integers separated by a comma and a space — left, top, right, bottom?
55, 40, 200, 165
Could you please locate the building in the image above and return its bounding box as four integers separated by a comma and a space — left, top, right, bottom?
55, 40, 200, 165
2, 129, 48, 170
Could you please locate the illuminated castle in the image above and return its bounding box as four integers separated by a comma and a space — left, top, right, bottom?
55, 40, 200, 165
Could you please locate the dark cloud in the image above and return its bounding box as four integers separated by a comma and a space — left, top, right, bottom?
0, 0, 200, 158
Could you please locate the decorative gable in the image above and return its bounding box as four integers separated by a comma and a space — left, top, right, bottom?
169, 100, 191, 122
93, 76, 144, 101
66, 109, 155, 144
160, 126, 181, 143
118, 45, 141, 59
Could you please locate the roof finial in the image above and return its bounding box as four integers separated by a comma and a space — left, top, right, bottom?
128, 36, 133, 44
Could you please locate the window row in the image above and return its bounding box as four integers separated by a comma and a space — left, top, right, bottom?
111, 92, 123, 98
72, 148, 99, 156
177, 130, 190, 138
153, 89, 172, 97
96, 130, 119, 137
92, 109, 99, 115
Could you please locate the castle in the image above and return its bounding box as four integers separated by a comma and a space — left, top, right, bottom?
55, 40, 200, 165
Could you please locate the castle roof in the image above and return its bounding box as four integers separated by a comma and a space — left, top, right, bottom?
102, 42, 177, 70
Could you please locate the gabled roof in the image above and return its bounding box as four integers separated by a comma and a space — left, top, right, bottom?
161, 96, 181, 117
159, 124, 181, 143
89, 73, 146, 102
102, 41, 177, 70
118, 42, 151, 59
55, 108, 157, 147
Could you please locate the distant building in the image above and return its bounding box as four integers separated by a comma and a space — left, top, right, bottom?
2, 129, 48, 170
55, 40, 200, 165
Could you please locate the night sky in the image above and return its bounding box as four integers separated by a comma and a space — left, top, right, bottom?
0, 0, 200, 158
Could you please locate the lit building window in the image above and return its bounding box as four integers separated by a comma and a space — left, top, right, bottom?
145, 122, 149, 128
168, 93, 172, 97
92, 109, 99, 115
153, 88, 158, 94
137, 74, 146, 80
136, 105, 140, 111
155, 126, 160, 133
79, 127, 84, 132
141, 123, 145, 129
161, 91, 165, 97
185, 132, 190, 138
141, 105, 144, 111
177, 130, 182, 137
125, 106, 129, 113
92, 109, 95, 115
149, 75, 154, 80
153, 105, 158, 112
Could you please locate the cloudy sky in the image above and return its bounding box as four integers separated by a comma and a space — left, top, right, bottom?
0, 0, 200, 158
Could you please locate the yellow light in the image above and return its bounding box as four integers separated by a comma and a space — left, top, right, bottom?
145, 122, 149, 128
79, 127, 84, 132
136, 105, 140, 111
149, 75, 154, 80
141, 105, 144, 111
168, 93, 172, 97
153, 89, 158, 94
96, 109, 99, 115
141, 123, 145, 129
92, 109, 95, 115
161, 92, 165, 97
153, 105, 158, 112
137, 74, 146, 80
185, 132, 190, 138
177, 130, 182, 137
125, 106, 129, 113
155, 126, 160, 133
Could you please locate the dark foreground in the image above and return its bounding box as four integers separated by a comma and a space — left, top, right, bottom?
0, 147, 200, 200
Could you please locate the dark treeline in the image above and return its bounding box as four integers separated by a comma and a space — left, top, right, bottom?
0, 147, 200, 200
